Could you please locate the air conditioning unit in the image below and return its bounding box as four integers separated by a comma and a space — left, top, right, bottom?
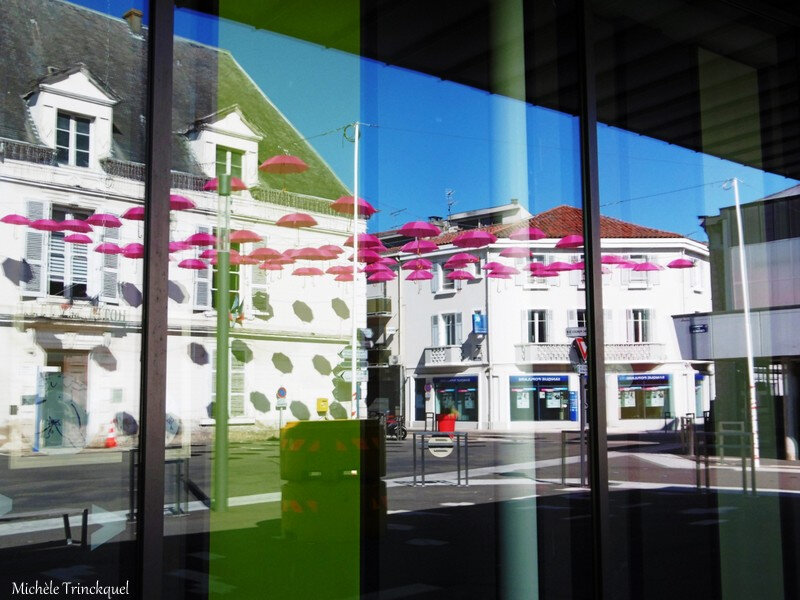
388, 355, 400, 365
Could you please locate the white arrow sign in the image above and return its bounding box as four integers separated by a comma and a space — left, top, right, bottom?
339, 370, 368, 382
91, 504, 126, 551
566, 327, 587, 338
339, 348, 368, 360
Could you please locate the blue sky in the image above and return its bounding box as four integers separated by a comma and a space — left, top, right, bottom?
74, 1, 798, 239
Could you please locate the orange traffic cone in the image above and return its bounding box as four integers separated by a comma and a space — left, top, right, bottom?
104, 420, 118, 449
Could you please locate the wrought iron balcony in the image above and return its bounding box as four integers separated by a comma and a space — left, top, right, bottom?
423, 344, 484, 367
514, 342, 667, 364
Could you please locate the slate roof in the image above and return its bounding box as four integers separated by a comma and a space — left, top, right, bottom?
0, 0, 348, 199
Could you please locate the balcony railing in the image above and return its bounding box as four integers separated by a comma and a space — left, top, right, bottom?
514, 342, 667, 363
423, 344, 485, 366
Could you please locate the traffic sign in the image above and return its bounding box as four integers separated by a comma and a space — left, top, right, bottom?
574, 364, 588, 376
276, 399, 288, 410
428, 435, 454, 457
566, 326, 587, 338
338, 370, 369, 382
339, 347, 368, 360
573, 337, 588, 362
334, 360, 367, 373
276, 386, 287, 399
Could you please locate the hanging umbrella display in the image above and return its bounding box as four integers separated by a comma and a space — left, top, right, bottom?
248, 247, 281, 260
87, 213, 122, 228
122, 243, 144, 259
230, 229, 262, 243
548, 261, 577, 272
402, 258, 433, 271
326, 265, 353, 275
169, 195, 196, 211
364, 262, 392, 274
398, 221, 441, 238
531, 268, 560, 278
1, 214, 30, 225
203, 177, 248, 192
488, 264, 519, 275
344, 233, 383, 248
368, 270, 396, 282
270, 255, 295, 265
95, 242, 123, 254
293, 247, 326, 261
556, 234, 583, 248
453, 230, 497, 248
259, 154, 309, 174
30, 219, 62, 231
330, 196, 377, 217
668, 258, 695, 269
601, 254, 625, 264
335, 273, 354, 282
378, 257, 399, 268
488, 272, 512, 279
210, 253, 243, 266
348, 249, 382, 264
444, 252, 479, 269
527, 261, 546, 271
185, 232, 217, 246
401, 239, 438, 254
241, 256, 262, 265
508, 226, 546, 241
122, 206, 145, 221
178, 258, 207, 270
61, 219, 92, 233
499, 247, 530, 258
615, 260, 636, 269
319, 244, 343, 255
259, 261, 283, 271
64, 234, 92, 244
446, 270, 475, 281
276, 212, 317, 228
292, 267, 324, 276
632, 261, 662, 271
406, 270, 434, 281
169, 241, 192, 253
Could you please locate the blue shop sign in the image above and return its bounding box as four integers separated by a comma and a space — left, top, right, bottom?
618, 374, 670, 388
472, 313, 488, 334
434, 376, 478, 385
510, 375, 568, 385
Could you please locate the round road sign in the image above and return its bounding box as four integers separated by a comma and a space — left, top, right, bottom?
277, 386, 287, 399
428, 435, 454, 458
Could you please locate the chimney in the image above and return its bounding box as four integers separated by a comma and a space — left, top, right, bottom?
123, 9, 143, 35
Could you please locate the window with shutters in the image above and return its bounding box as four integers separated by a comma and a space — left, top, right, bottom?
431, 262, 455, 293
211, 239, 241, 311
22, 200, 47, 297
99, 223, 119, 303
627, 309, 652, 343
216, 146, 244, 195
526, 309, 549, 343
49, 206, 91, 300
193, 226, 212, 310
211, 348, 246, 418
56, 112, 91, 168
431, 313, 462, 345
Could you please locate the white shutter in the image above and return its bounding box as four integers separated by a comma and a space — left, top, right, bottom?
431, 315, 439, 346
22, 200, 46, 296
620, 258, 631, 285
455, 313, 462, 343
648, 254, 660, 285
569, 254, 581, 286
431, 264, 440, 293
230, 353, 246, 417
514, 257, 525, 286
626, 309, 634, 342
100, 226, 119, 302
604, 309, 613, 343
545, 309, 553, 342
568, 309, 577, 327
549, 255, 560, 287
194, 226, 212, 309
522, 310, 530, 343
72, 241, 88, 290
49, 232, 65, 289
647, 309, 656, 342
250, 243, 268, 310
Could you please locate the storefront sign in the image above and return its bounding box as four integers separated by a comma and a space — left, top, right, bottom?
618, 374, 670, 388
510, 375, 568, 385
18, 302, 129, 323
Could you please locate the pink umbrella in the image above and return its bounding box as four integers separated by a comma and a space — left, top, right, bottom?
292, 267, 324, 276
284, 249, 301, 258
527, 261, 546, 271
402, 258, 433, 270
344, 233, 383, 249
270, 255, 295, 265
169, 195, 196, 211
240, 256, 261, 265
398, 221, 441, 238
368, 271, 396, 282
532, 269, 560, 278
210, 253, 243, 266
259, 154, 309, 174
122, 243, 144, 258
668, 258, 695, 269
326, 265, 352, 275
444, 252, 479, 269
489, 264, 520, 275
401, 239, 438, 254
276, 213, 317, 228
30, 219, 63, 231
203, 177, 248, 192
453, 230, 497, 248
248, 247, 282, 260
199, 249, 217, 259
185, 232, 217, 246
548, 261, 577, 272
61, 219, 93, 233
407, 270, 434, 281
330, 196, 377, 217
632, 262, 662, 271
169, 241, 192, 253
556, 234, 583, 248
335, 273, 354, 282
572, 261, 585, 270
319, 244, 343, 255
499, 247, 530, 258
122, 206, 145, 221
447, 270, 475, 281
294, 247, 328, 261
378, 257, 399, 267
1, 214, 30, 225
616, 260, 637, 269
364, 262, 392, 274
87, 214, 122, 228
230, 229, 262, 243
178, 258, 207, 270
259, 262, 283, 271
95, 242, 122, 254
601, 254, 625, 264
348, 249, 382, 264
64, 234, 92, 244
508, 227, 546, 241
488, 272, 512, 279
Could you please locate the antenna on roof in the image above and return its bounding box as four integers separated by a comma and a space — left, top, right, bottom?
446, 189, 456, 219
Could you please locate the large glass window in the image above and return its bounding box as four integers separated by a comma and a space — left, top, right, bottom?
55, 112, 90, 167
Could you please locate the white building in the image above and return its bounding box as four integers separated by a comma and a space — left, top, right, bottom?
0, 3, 365, 451
369, 204, 712, 431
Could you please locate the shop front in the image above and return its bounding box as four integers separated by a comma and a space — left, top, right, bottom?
618, 374, 671, 419
509, 375, 570, 421
433, 376, 478, 421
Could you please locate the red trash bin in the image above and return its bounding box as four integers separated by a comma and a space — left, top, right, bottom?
436, 413, 457, 433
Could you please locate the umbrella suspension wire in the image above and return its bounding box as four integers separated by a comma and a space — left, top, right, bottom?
352, 122, 360, 418
732, 177, 760, 467
214, 174, 231, 511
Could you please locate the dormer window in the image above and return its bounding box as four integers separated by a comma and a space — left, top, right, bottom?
216, 146, 243, 179
56, 112, 91, 167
